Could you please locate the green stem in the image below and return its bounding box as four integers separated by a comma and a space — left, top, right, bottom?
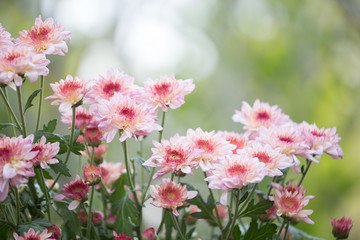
170, 212, 186, 240
238, 183, 258, 215
87, 185, 95, 238
224, 189, 241, 240
1, 86, 16, 136
16, 86, 26, 137
0, 87, 22, 132
299, 160, 312, 185
158, 110, 166, 142
37, 168, 51, 221
203, 172, 224, 231
49, 106, 77, 191
14, 188, 20, 226
35, 76, 44, 131
275, 219, 287, 240
156, 210, 166, 235
282, 221, 290, 240
266, 176, 277, 199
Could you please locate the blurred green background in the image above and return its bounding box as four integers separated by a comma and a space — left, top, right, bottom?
1, 0, 359, 239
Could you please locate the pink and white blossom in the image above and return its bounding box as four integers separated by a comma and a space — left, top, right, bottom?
0, 23, 12, 49
31, 136, 60, 169
61, 106, 95, 131
13, 228, 54, 240
218, 131, 249, 154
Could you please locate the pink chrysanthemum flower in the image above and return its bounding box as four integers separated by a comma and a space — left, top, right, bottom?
270, 181, 315, 224
0, 135, 37, 201
186, 128, 235, 171
53, 175, 90, 210
83, 164, 102, 185
81, 144, 108, 165
257, 124, 309, 173
218, 131, 249, 154
142, 74, 195, 112
205, 152, 267, 205
16, 15, 71, 55
113, 231, 133, 240
83, 126, 104, 147
85, 69, 138, 104
45, 75, 88, 112
331, 216, 353, 239
13, 228, 54, 240
100, 160, 126, 191
244, 141, 292, 177
31, 136, 59, 169
96, 93, 162, 142
61, 106, 95, 131
0, 44, 49, 89
299, 121, 344, 162
46, 225, 61, 240
150, 178, 197, 216
232, 99, 291, 135
142, 227, 156, 240
143, 134, 203, 179
0, 23, 12, 49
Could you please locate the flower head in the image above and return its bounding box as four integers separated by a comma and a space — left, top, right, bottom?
13, 228, 53, 240
83, 126, 104, 147
218, 131, 249, 154
270, 181, 315, 224
232, 99, 291, 135
150, 178, 197, 216
61, 106, 94, 131
53, 175, 90, 210
0, 23, 12, 49
142, 227, 156, 240
106, 214, 117, 228
331, 216, 353, 239
96, 93, 161, 142
0, 44, 49, 88
205, 152, 267, 205
17, 15, 71, 55
45, 75, 88, 112
143, 134, 203, 179
100, 160, 126, 191
0, 135, 37, 201
92, 210, 104, 226
85, 69, 137, 103
113, 231, 132, 240
31, 136, 59, 169
142, 74, 195, 112
186, 128, 235, 171
46, 225, 61, 240
83, 164, 102, 185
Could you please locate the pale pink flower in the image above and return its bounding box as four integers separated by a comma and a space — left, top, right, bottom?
299, 121, 344, 162
16, 15, 71, 55
83, 164, 102, 185
270, 181, 315, 224
244, 141, 292, 177
232, 99, 291, 135
186, 128, 235, 171
218, 131, 249, 154
143, 134, 203, 179
96, 93, 162, 142
100, 160, 126, 191
150, 178, 197, 216
13, 228, 54, 240
31, 136, 59, 169
81, 144, 108, 165
61, 106, 94, 131
92, 210, 104, 226
0, 44, 49, 88
205, 152, 267, 205
142, 74, 195, 112
257, 124, 309, 173
0, 23, 12, 49
85, 68, 137, 103
331, 216, 353, 239
83, 126, 104, 147
45, 75, 88, 112
0, 135, 37, 201
53, 175, 90, 210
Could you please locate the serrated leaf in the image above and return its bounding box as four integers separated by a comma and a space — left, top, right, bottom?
190, 211, 209, 219
185, 184, 214, 222
244, 219, 277, 240
0, 123, 20, 130
49, 159, 71, 177
42, 169, 53, 179
113, 194, 138, 237
132, 156, 150, 173
18, 219, 53, 235
71, 141, 85, 155
289, 225, 325, 240
43, 119, 57, 133
239, 200, 273, 218
110, 173, 128, 202
24, 89, 41, 113
56, 201, 82, 235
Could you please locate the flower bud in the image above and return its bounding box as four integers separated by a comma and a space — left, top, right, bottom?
46, 225, 62, 240
84, 126, 103, 147
331, 216, 353, 239
186, 205, 201, 225
92, 210, 104, 226
106, 214, 117, 228
78, 209, 87, 225
142, 227, 156, 240
83, 164, 102, 185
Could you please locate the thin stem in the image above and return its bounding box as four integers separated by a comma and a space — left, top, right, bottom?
237, 183, 258, 215
170, 212, 186, 240
158, 110, 166, 142
224, 189, 241, 240
1, 86, 16, 136
282, 221, 290, 240
275, 219, 287, 240
0, 87, 22, 131
87, 185, 95, 238
49, 106, 77, 191
35, 76, 44, 131
14, 188, 20, 226
266, 176, 277, 199
203, 172, 224, 231
156, 210, 166, 235
37, 168, 51, 221
16, 86, 26, 137
299, 160, 312, 185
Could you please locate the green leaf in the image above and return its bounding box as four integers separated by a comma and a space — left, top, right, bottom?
24, 89, 41, 113
186, 227, 196, 239
0, 123, 20, 130
233, 225, 241, 240
49, 159, 71, 177
244, 219, 277, 240
71, 141, 85, 155
289, 225, 325, 240
112, 194, 138, 237
164, 211, 173, 240
132, 156, 150, 173
56, 201, 82, 235
43, 119, 57, 133
239, 200, 273, 218
18, 219, 53, 235
42, 169, 53, 179
110, 173, 128, 202
0, 224, 9, 238
185, 184, 214, 222
190, 211, 209, 219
